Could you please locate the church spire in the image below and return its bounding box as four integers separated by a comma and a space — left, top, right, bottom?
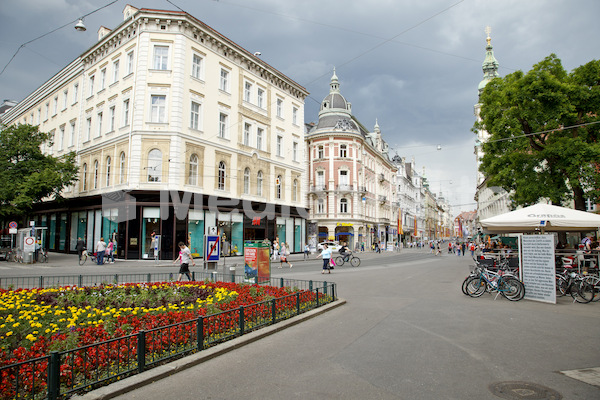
478, 26, 500, 96
330, 67, 340, 94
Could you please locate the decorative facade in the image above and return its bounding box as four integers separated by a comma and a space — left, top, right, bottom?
1, 6, 309, 259
306, 70, 397, 251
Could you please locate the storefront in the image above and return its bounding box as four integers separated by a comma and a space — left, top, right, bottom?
29, 191, 308, 260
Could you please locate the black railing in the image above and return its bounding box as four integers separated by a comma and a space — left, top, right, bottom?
0, 276, 336, 399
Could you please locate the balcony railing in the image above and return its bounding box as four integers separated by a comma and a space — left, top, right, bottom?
378, 195, 387, 203
310, 185, 327, 192
336, 184, 353, 191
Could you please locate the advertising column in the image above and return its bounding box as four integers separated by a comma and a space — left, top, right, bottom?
244, 241, 270, 283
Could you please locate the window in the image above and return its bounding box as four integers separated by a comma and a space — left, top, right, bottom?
317, 199, 324, 214
276, 135, 282, 156
63, 90, 68, 110
73, 83, 78, 104
243, 168, 250, 194
276, 98, 283, 117
100, 68, 106, 90
257, 171, 263, 196
82, 163, 88, 191
256, 128, 263, 150
93, 160, 99, 189
257, 88, 264, 108
217, 161, 226, 190
317, 145, 324, 159
292, 107, 298, 125
293, 142, 298, 161
45, 103, 49, 120
127, 51, 134, 75
58, 125, 65, 150
219, 69, 229, 92
109, 106, 115, 132
112, 60, 119, 83
339, 170, 349, 186
119, 152, 126, 184
122, 99, 130, 126
340, 198, 348, 213
88, 76, 94, 97
147, 149, 162, 182
97, 112, 103, 137
150, 95, 166, 123
188, 154, 198, 185
85, 117, 92, 141
244, 81, 252, 103
192, 54, 204, 79
276, 175, 282, 199
153, 46, 169, 70
106, 156, 111, 187
70, 121, 75, 147
218, 113, 228, 138
37, 108, 41, 124
316, 170, 324, 187
293, 179, 298, 202
243, 123, 251, 146
190, 101, 201, 130
53, 96, 58, 115
340, 144, 347, 158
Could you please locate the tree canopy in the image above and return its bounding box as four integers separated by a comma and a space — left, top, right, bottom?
475, 54, 600, 211
0, 124, 79, 218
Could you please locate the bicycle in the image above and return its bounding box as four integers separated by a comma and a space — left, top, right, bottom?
38, 249, 48, 263
555, 265, 596, 303
78, 250, 98, 265
463, 265, 525, 301
334, 252, 361, 267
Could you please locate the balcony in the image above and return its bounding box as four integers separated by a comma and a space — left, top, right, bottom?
378, 195, 387, 203
358, 185, 367, 193
309, 185, 327, 193
336, 184, 353, 192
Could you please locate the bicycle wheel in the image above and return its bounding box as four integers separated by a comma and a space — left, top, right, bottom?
335, 256, 345, 267
350, 256, 360, 267
556, 276, 568, 296
78, 254, 87, 265
574, 280, 595, 303
584, 275, 600, 302
465, 276, 487, 297
499, 277, 525, 301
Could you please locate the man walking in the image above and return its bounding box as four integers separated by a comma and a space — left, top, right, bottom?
96, 237, 106, 265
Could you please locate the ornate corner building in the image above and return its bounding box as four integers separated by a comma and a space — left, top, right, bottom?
305, 70, 398, 251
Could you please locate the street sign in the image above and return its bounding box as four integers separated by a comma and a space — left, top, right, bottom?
8, 221, 17, 229
23, 236, 35, 253
208, 226, 217, 235
205, 235, 220, 261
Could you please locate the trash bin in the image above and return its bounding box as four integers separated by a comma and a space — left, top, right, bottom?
23, 252, 33, 264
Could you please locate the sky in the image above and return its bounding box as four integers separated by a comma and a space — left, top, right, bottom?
1, 0, 599, 217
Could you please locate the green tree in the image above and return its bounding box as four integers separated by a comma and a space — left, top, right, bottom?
0, 124, 79, 218
475, 54, 600, 211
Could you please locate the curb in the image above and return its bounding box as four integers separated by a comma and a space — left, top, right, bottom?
72, 299, 346, 400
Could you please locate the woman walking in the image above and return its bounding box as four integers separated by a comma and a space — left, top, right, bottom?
317, 243, 332, 274
278, 242, 293, 268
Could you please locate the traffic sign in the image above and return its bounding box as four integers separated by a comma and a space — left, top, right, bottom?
205, 235, 220, 261
8, 221, 17, 229
23, 236, 35, 253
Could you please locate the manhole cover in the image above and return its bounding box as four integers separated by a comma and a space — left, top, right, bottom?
489, 381, 562, 400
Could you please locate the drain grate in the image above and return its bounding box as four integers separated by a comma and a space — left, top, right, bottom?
489, 381, 562, 400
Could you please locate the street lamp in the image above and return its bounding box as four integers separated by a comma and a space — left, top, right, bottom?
74, 18, 87, 32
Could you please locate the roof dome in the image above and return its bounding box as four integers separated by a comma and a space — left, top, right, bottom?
319, 68, 352, 117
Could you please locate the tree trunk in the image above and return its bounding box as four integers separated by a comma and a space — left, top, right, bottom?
573, 186, 587, 211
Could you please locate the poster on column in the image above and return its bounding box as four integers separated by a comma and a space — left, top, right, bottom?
521, 234, 556, 304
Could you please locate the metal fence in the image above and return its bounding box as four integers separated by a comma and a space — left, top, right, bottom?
0, 275, 337, 400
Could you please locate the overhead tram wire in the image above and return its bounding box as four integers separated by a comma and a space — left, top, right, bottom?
483, 120, 600, 144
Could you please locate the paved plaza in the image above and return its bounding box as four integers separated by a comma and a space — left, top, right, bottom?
2, 249, 599, 399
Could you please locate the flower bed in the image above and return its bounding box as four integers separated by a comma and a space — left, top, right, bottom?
0, 281, 329, 399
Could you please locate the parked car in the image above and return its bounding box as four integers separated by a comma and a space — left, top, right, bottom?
317, 241, 342, 253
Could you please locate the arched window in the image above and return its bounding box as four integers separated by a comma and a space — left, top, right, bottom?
82, 163, 88, 191
340, 198, 348, 213
292, 179, 298, 202
257, 171, 263, 196
147, 149, 162, 182
119, 152, 126, 184
243, 168, 250, 194
276, 175, 282, 199
105, 156, 111, 187
218, 161, 226, 190
93, 160, 99, 189
188, 154, 198, 185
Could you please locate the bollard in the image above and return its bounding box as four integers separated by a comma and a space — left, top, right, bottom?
47, 351, 60, 400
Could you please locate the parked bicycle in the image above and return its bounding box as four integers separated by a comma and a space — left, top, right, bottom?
78, 250, 98, 265
555, 265, 597, 303
334, 252, 361, 267
462, 265, 525, 301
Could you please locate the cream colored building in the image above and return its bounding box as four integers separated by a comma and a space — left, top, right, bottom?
2, 5, 308, 259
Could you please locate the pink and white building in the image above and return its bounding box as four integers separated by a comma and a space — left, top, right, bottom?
306, 70, 398, 251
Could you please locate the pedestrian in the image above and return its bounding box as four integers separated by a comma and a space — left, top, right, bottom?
316, 243, 332, 274
173, 241, 195, 281
461, 242, 466, 256
106, 240, 114, 264
76, 237, 85, 261
96, 237, 107, 265
279, 242, 293, 268
304, 243, 309, 260
272, 238, 279, 261
435, 242, 441, 256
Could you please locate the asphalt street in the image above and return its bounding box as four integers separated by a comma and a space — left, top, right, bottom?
2, 249, 599, 399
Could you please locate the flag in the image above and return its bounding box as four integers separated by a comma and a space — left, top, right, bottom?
398, 209, 403, 235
